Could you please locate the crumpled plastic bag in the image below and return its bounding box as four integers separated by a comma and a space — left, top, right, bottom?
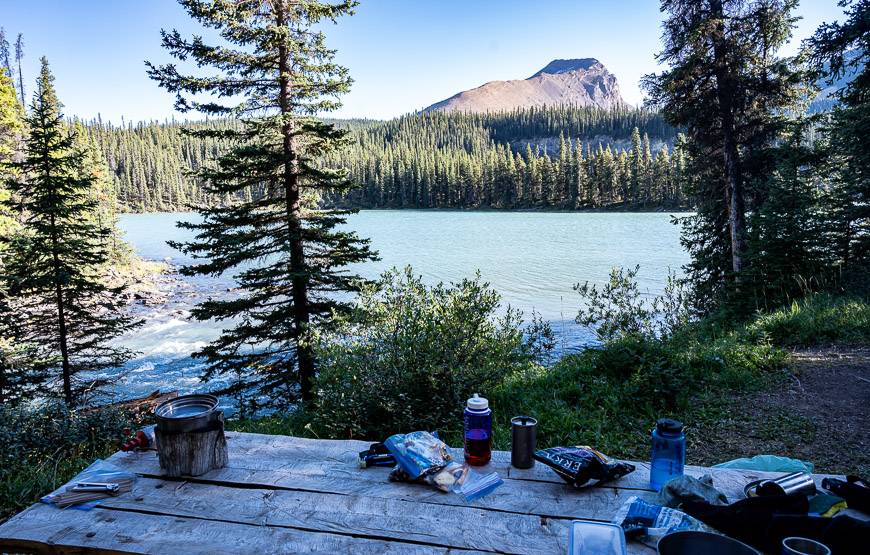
383, 431, 503, 500
384, 431, 452, 480
714, 454, 814, 474
657, 474, 729, 508
612, 495, 715, 547
534, 445, 635, 488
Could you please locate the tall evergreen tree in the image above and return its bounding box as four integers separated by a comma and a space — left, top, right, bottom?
14, 34, 23, 104
807, 0, 870, 272
0, 66, 38, 406
643, 0, 803, 313
148, 0, 376, 406
3, 58, 139, 405
0, 28, 10, 79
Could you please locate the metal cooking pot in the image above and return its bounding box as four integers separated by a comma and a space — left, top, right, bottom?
657, 531, 759, 555
154, 394, 219, 434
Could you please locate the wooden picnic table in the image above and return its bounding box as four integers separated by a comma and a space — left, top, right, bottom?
0, 432, 854, 554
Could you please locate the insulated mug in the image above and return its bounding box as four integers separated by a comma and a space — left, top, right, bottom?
781, 537, 831, 555
757, 472, 817, 497
510, 416, 537, 469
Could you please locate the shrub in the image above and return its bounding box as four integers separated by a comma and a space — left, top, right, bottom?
311, 267, 535, 440
0, 403, 138, 519
575, 266, 691, 341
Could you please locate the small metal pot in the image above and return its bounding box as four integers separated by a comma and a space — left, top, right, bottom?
154, 394, 219, 434
781, 537, 831, 555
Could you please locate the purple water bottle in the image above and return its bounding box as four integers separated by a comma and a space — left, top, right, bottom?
464, 393, 492, 466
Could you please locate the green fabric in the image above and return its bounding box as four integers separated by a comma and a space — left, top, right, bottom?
657, 474, 729, 508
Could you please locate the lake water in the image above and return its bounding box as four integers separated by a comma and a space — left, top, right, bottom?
113, 210, 689, 405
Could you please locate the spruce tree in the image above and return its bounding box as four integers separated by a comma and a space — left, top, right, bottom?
629, 127, 642, 204
147, 0, 376, 406
643, 0, 804, 313
0, 66, 41, 406
807, 0, 870, 272
13, 34, 23, 104
3, 58, 139, 406
0, 29, 10, 79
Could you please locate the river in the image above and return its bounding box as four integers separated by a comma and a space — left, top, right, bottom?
112, 210, 690, 406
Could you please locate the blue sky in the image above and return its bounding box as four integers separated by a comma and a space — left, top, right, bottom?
2, 0, 848, 123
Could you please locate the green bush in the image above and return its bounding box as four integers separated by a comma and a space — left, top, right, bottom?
746, 293, 870, 347
231, 266, 811, 465
0, 403, 139, 519
311, 267, 536, 440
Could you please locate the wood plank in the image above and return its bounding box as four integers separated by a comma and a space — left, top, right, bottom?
0, 503, 485, 555
118, 432, 843, 501
107, 447, 658, 521
222, 433, 847, 499
0, 432, 849, 555
91, 476, 568, 554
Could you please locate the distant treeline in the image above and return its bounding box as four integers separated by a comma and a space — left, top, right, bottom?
81, 106, 686, 212
325, 108, 687, 210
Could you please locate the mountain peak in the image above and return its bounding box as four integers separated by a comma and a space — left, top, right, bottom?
422, 57, 624, 113
530, 58, 601, 78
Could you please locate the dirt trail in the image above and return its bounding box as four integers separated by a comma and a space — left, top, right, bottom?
693, 347, 870, 476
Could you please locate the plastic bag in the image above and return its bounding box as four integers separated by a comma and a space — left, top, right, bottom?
713, 454, 814, 474
41, 459, 137, 510
383, 432, 503, 501
612, 496, 713, 546
384, 431, 452, 480
534, 446, 635, 488
452, 465, 504, 502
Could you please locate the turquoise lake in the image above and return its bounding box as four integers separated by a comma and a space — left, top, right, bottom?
114, 210, 690, 405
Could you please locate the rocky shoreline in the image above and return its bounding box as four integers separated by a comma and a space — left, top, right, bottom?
105, 256, 187, 310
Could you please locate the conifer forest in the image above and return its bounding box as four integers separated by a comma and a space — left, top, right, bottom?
79, 106, 685, 213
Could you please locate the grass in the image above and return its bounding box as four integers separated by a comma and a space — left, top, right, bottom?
745, 293, 870, 347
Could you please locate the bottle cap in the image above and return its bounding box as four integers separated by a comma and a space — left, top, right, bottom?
467, 393, 489, 410
656, 418, 684, 434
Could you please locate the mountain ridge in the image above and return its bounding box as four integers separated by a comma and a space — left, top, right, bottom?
422, 58, 625, 113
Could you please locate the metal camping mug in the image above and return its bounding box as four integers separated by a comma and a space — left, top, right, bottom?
511, 416, 537, 469
756, 472, 817, 497
781, 537, 831, 555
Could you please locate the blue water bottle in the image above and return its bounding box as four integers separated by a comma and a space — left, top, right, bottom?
464, 393, 492, 466
650, 418, 685, 491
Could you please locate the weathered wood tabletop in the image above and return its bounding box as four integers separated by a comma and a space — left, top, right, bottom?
0, 432, 850, 554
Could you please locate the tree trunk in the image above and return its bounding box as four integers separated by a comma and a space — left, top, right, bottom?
710, 0, 748, 279
276, 2, 315, 402
17, 62, 24, 104
50, 214, 73, 405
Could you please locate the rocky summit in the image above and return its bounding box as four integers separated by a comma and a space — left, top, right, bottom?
422, 58, 625, 113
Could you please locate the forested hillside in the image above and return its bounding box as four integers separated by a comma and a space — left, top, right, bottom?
82, 106, 687, 212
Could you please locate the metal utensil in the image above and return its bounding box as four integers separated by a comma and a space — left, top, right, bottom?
71, 482, 121, 494
154, 393, 219, 434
